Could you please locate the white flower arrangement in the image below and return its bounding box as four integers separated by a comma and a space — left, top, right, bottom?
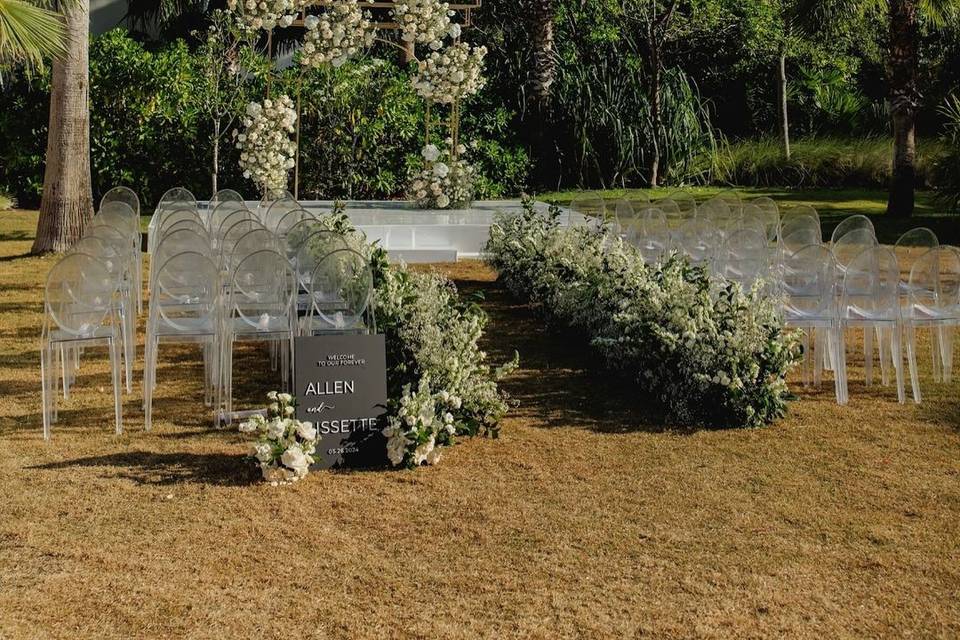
239, 392, 318, 484
485, 200, 800, 428
409, 142, 475, 209
382, 375, 458, 467
412, 42, 487, 104
226, 0, 299, 31
391, 0, 456, 51
300, 0, 376, 69
233, 95, 297, 193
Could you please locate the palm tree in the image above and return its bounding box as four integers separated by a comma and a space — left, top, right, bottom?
525, 0, 557, 188
31, 0, 92, 253
0, 0, 65, 68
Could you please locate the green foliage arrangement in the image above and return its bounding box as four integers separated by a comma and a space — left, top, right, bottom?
485, 199, 800, 428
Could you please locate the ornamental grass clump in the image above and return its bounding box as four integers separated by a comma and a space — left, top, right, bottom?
485, 200, 800, 428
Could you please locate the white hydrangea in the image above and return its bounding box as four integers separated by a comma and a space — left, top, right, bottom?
239, 392, 318, 484
233, 95, 297, 193
226, 0, 299, 31
300, 0, 376, 69
413, 42, 487, 104
485, 200, 802, 428
391, 0, 455, 50
408, 143, 475, 209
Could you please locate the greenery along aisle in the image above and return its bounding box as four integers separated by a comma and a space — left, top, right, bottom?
486, 201, 800, 428
241, 208, 516, 478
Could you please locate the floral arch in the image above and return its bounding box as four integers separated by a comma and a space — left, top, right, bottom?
228, 0, 488, 209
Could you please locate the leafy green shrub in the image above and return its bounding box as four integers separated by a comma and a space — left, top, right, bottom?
485, 200, 800, 427
0, 192, 16, 210
934, 95, 960, 212
713, 136, 948, 189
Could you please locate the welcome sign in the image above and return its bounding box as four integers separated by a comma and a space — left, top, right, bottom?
293, 334, 388, 469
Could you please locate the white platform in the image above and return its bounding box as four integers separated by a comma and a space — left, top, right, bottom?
153, 198, 580, 263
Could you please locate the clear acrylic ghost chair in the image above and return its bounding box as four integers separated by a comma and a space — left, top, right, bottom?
284, 219, 321, 266
209, 201, 248, 235
631, 206, 670, 264
569, 193, 606, 227
699, 197, 737, 238
162, 218, 210, 242
718, 228, 771, 292
894, 228, 941, 381
158, 187, 197, 211
67, 234, 136, 393
264, 198, 300, 229
294, 230, 350, 325
219, 219, 266, 268
667, 191, 697, 218
144, 251, 222, 429
779, 214, 821, 246
832, 229, 882, 380
303, 248, 375, 336
209, 189, 244, 212
676, 218, 720, 267
215, 208, 255, 241
228, 227, 280, 275
100, 186, 140, 217
751, 196, 779, 221
781, 244, 843, 400
257, 189, 296, 221
903, 246, 960, 402
41, 253, 123, 439
736, 204, 770, 239
654, 198, 682, 224
612, 199, 637, 239
830, 215, 876, 246
781, 204, 821, 230
274, 207, 310, 238
152, 230, 211, 290
715, 190, 742, 216
220, 249, 296, 422
97, 201, 143, 311
743, 201, 779, 242
838, 246, 906, 404
148, 209, 206, 287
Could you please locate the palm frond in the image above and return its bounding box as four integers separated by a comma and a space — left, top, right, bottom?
0, 0, 65, 69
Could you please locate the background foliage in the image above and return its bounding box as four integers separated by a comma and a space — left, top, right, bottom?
1, 0, 959, 207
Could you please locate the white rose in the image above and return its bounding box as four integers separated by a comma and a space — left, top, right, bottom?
279, 14, 294, 27
296, 421, 317, 441
387, 435, 408, 466
281, 445, 310, 476
422, 144, 440, 162
448, 23, 461, 39
266, 419, 286, 440
437, 194, 450, 208
433, 162, 449, 178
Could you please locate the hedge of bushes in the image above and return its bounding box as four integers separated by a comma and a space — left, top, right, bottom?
485, 201, 800, 428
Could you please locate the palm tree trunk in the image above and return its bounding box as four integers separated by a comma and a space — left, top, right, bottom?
886, 0, 918, 218
778, 51, 791, 160
32, 0, 93, 253
526, 0, 557, 188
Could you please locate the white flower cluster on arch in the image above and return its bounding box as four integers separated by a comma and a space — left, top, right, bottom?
300, 0, 376, 69
233, 96, 297, 192
391, 0, 459, 50
226, 0, 298, 31
413, 41, 487, 104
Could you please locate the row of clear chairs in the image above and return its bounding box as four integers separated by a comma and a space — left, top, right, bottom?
145, 187, 377, 428
570, 192, 959, 407
41, 187, 142, 438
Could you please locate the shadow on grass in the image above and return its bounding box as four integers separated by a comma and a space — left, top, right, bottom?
29, 451, 256, 486
451, 271, 683, 435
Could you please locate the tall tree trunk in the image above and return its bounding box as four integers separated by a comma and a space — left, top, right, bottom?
647, 28, 661, 188
212, 119, 220, 196
526, 0, 558, 189
32, 0, 93, 254
778, 51, 791, 160
886, 0, 918, 218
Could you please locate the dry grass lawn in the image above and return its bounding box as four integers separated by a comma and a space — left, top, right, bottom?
1, 210, 959, 639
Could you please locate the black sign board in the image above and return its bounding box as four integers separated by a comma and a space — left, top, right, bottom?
294, 334, 388, 469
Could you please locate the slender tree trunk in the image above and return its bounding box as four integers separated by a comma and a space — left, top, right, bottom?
778, 51, 791, 160
886, 0, 918, 217
647, 31, 661, 188
32, 0, 93, 254
526, 0, 558, 189
212, 119, 220, 196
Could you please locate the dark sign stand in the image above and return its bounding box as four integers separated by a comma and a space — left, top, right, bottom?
293, 334, 389, 469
